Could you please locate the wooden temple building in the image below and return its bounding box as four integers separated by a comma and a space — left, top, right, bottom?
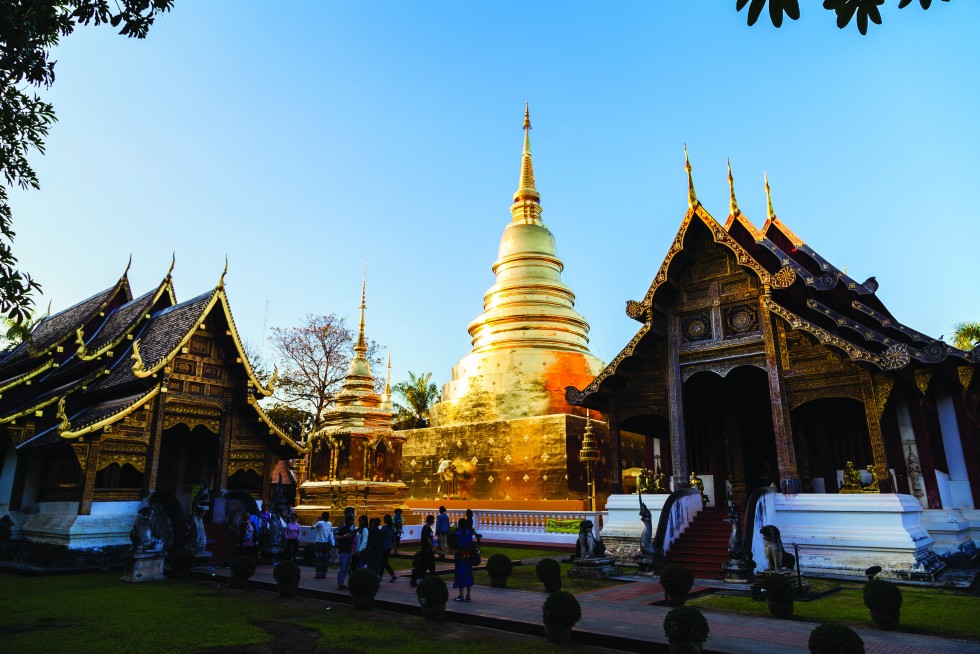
0, 261, 305, 566
566, 153, 980, 570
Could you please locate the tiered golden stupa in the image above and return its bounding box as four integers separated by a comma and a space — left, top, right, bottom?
400, 107, 611, 506
294, 275, 407, 522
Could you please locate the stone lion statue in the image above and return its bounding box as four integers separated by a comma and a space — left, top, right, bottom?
760, 524, 794, 571
575, 519, 606, 560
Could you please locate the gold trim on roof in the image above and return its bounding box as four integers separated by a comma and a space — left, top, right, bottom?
59, 386, 160, 439
77, 277, 175, 363
246, 394, 308, 454
0, 359, 56, 396
685, 144, 698, 209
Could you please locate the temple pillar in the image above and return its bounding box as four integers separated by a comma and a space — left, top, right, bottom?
78, 438, 102, 516
666, 313, 688, 489
262, 451, 275, 505
607, 411, 624, 494
759, 297, 799, 493
907, 392, 944, 509
861, 372, 892, 493
936, 386, 974, 509
949, 377, 980, 508
142, 390, 166, 497
218, 398, 233, 492
895, 395, 927, 507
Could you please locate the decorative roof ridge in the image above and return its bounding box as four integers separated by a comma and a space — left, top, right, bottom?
58, 386, 160, 439
131, 288, 220, 378
566, 320, 654, 406
246, 394, 308, 453
0, 367, 106, 424
763, 296, 909, 371
0, 358, 57, 397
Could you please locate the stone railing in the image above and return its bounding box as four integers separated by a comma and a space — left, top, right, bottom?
398, 508, 601, 545
648, 488, 702, 570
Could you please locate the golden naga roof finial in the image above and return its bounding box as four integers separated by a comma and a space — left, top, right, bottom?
728, 158, 740, 216
166, 252, 176, 279
219, 255, 229, 288
123, 253, 132, 278
513, 103, 541, 209
55, 395, 70, 434
75, 327, 87, 359
764, 171, 776, 220
131, 338, 145, 374
684, 144, 698, 209
266, 365, 278, 393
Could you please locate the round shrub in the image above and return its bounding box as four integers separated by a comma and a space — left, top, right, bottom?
659, 563, 694, 596
416, 574, 449, 606
273, 559, 301, 585
230, 555, 257, 580
761, 574, 794, 603
663, 606, 710, 644
348, 567, 381, 597
536, 557, 562, 582
808, 623, 865, 654
169, 548, 195, 578
863, 579, 902, 613
542, 591, 582, 627
486, 553, 514, 578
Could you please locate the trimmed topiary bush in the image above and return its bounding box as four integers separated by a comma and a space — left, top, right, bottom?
349, 567, 381, 597
863, 579, 902, 613
542, 591, 582, 627
169, 548, 195, 578
663, 606, 709, 644
808, 623, 865, 654
230, 555, 256, 581
659, 563, 694, 605
273, 559, 301, 585
536, 557, 562, 592
487, 553, 513, 582
417, 574, 449, 606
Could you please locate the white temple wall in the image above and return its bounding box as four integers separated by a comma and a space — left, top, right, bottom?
20, 500, 139, 550
935, 387, 973, 510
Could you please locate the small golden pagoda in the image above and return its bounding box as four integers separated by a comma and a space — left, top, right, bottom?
295, 274, 407, 521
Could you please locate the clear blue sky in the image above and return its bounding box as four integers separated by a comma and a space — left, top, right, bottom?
10, 1, 980, 390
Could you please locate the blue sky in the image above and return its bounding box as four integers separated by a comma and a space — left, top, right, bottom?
10, 1, 980, 389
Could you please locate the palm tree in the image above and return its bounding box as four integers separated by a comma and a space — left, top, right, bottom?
393, 371, 440, 430
952, 321, 980, 351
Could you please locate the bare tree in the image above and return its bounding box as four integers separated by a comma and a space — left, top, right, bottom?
268, 313, 383, 428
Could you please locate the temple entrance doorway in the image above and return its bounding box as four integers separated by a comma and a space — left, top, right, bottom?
792, 398, 872, 494
156, 423, 219, 515
683, 366, 777, 508
619, 413, 669, 492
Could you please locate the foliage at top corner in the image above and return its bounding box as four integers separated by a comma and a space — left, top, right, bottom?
0, 1, 173, 321
735, 0, 951, 35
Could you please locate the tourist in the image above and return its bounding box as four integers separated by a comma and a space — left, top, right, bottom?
410, 514, 436, 587
240, 514, 257, 558
334, 514, 356, 590
380, 514, 397, 582
311, 512, 334, 579
392, 508, 404, 553
452, 517, 475, 602
354, 514, 370, 568
366, 517, 383, 576
284, 514, 302, 562
435, 505, 450, 558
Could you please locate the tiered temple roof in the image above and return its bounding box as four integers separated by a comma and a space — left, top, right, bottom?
567, 152, 978, 408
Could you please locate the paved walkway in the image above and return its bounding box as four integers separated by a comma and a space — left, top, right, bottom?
216, 564, 980, 654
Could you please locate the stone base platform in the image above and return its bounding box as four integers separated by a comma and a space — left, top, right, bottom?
568, 556, 622, 579
121, 552, 166, 582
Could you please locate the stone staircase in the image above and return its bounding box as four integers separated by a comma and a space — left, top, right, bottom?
664, 508, 731, 579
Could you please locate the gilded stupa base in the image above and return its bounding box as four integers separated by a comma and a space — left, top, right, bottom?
295, 479, 408, 524
400, 414, 608, 502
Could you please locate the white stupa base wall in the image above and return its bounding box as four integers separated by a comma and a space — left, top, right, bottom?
920, 508, 979, 561
768, 494, 943, 580
18, 501, 140, 550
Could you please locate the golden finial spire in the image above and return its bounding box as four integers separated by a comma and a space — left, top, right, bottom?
383, 350, 392, 403
166, 252, 176, 279
684, 144, 698, 209
355, 262, 367, 356
513, 103, 541, 213
218, 255, 229, 287
727, 158, 740, 216
123, 254, 132, 278
764, 171, 775, 220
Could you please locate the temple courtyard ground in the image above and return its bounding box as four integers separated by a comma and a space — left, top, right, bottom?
2, 551, 979, 653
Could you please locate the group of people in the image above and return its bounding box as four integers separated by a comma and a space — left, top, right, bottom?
411, 506, 479, 602
238, 506, 285, 558
310, 507, 406, 590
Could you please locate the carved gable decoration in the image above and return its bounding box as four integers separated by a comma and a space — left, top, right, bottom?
162, 400, 222, 434
780, 327, 842, 373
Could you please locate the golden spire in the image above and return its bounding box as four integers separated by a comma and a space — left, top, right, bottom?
684, 144, 698, 209
381, 350, 392, 409
728, 158, 740, 216
219, 255, 229, 288
512, 103, 541, 219
166, 252, 176, 279
764, 171, 775, 220
355, 262, 367, 357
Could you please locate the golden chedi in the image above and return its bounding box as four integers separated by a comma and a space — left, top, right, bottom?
401, 107, 609, 506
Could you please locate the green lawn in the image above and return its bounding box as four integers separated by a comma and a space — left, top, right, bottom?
687, 579, 980, 641
0, 572, 619, 654
473, 558, 623, 594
